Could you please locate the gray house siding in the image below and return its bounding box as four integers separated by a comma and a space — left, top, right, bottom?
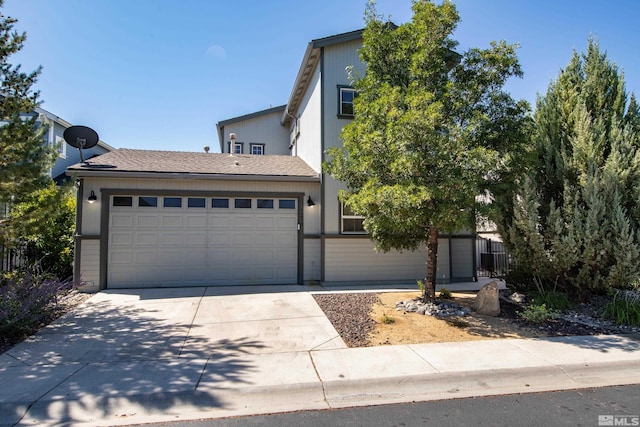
217, 106, 289, 155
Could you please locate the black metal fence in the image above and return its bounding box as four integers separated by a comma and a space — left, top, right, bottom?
1, 244, 25, 273
476, 236, 514, 278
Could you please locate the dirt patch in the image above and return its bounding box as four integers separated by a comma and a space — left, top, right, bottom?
368, 291, 539, 346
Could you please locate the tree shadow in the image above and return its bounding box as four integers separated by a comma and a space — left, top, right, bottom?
2, 293, 269, 425
542, 333, 640, 353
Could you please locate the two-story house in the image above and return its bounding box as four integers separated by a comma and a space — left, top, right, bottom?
68, 28, 476, 291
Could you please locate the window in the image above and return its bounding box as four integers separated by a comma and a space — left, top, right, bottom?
338, 86, 356, 117
279, 199, 296, 209
113, 196, 133, 207
250, 144, 264, 155
234, 198, 251, 209
257, 199, 273, 209
163, 197, 182, 208
139, 196, 158, 207
228, 141, 244, 154
341, 203, 365, 233
56, 135, 66, 158
187, 197, 206, 208
212, 198, 229, 208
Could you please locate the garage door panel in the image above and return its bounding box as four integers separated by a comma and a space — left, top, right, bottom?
108, 196, 298, 287
209, 232, 231, 246
179, 252, 207, 267
277, 216, 297, 228
137, 215, 159, 227
137, 233, 158, 246
276, 234, 297, 245
186, 215, 207, 228
160, 233, 183, 246
161, 215, 183, 227
135, 251, 157, 264
254, 250, 275, 264
255, 217, 275, 228
232, 216, 254, 228
111, 233, 132, 246
254, 233, 274, 246
254, 268, 275, 280
111, 251, 133, 264
231, 250, 253, 264
185, 233, 207, 246
111, 215, 134, 228
276, 267, 296, 281
232, 233, 253, 246
209, 215, 231, 229
110, 270, 134, 284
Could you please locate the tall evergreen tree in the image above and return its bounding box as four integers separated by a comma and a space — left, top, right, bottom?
325, 0, 530, 301
503, 39, 640, 296
0, 0, 56, 247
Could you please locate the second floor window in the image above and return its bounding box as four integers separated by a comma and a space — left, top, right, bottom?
56, 135, 66, 158
250, 144, 264, 155
339, 86, 356, 117
228, 141, 244, 154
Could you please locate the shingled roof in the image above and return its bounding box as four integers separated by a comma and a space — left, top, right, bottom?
66, 148, 319, 181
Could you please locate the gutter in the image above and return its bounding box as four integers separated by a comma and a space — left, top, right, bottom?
65, 169, 320, 182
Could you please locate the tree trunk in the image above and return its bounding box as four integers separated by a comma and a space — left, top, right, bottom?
424, 226, 439, 302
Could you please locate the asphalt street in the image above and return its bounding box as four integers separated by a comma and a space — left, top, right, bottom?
135, 384, 640, 427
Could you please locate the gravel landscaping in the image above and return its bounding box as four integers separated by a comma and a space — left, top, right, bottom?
313, 290, 640, 347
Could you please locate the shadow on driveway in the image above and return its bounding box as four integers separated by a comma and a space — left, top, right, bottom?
3, 292, 268, 425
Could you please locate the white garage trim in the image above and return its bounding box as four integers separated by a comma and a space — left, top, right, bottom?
100, 189, 305, 289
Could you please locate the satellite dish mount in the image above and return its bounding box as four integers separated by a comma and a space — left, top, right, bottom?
63, 125, 99, 164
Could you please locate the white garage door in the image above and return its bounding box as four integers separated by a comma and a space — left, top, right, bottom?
107, 195, 299, 288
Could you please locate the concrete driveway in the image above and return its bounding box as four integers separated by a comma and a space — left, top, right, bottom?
0, 285, 345, 426
2, 285, 640, 427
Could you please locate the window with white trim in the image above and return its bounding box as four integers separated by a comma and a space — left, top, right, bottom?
228, 141, 244, 154
338, 86, 356, 117
250, 144, 264, 155
56, 135, 66, 158
341, 203, 365, 234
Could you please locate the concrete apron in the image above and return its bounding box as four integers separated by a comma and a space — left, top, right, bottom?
0, 286, 639, 427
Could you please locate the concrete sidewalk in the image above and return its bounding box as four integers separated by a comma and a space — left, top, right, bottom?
1, 285, 639, 426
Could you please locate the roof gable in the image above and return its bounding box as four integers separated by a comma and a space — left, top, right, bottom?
282, 29, 364, 126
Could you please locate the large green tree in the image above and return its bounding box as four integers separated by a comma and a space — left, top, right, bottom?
502, 39, 640, 297
0, 0, 56, 249
325, 0, 530, 301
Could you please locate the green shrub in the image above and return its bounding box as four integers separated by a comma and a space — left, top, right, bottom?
438, 287, 452, 299
602, 293, 640, 327
7, 182, 76, 280
532, 290, 572, 311
518, 303, 556, 324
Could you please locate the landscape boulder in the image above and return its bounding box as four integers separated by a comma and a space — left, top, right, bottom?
473, 281, 501, 316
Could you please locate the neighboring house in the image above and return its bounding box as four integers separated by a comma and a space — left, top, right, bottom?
68, 28, 476, 292
0, 106, 113, 271
34, 106, 113, 181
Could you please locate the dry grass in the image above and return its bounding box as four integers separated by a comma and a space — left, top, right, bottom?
367, 291, 540, 346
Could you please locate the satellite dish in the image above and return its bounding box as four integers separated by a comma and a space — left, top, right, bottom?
63, 125, 99, 164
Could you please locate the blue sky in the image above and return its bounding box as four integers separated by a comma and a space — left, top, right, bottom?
4, 0, 640, 153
